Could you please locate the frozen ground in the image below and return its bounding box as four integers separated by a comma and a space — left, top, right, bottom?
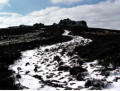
9, 30, 120, 90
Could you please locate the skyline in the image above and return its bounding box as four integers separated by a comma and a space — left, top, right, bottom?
0, 0, 120, 30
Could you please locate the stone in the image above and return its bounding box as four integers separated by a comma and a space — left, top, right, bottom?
54, 56, 61, 62
25, 62, 30, 66
58, 66, 71, 71
76, 73, 84, 81
85, 79, 105, 89
16, 74, 21, 79
85, 80, 92, 88
78, 61, 85, 65
59, 62, 64, 66
58, 18, 88, 27
70, 66, 87, 75
33, 75, 42, 80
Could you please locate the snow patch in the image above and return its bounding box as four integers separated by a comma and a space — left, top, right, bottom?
9, 30, 120, 90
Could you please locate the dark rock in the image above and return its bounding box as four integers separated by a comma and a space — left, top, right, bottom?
25, 62, 30, 66
70, 83, 76, 85
58, 18, 88, 27
16, 83, 29, 90
25, 71, 30, 74
64, 87, 73, 90
58, 66, 71, 71
45, 49, 49, 52
85, 79, 106, 89
76, 73, 85, 81
74, 86, 83, 90
90, 64, 95, 67
54, 56, 61, 62
113, 77, 120, 82
59, 62, 64, 66
16, 74, 21, 79
90, 86, 102, 90
34, 65, 39, 72
78, 61, 85, 65
93, 80, 104, 88
33, 23, 44, 28
46, 75, 52, 79
70, 66, 87, 75
85, 80, 92, 88
17, 67, 21, 71
104, 71, 110, 77
33, 75, 43, 80
52, 23, 57, 26
43, 80, 64, 88
100, 69, 110, 77
67, 52, 74, 56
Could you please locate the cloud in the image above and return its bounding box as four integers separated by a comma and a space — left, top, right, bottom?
51, 0, 83, 4
0, 0, 9, 9
0, 0, 9, 4
0, 0, 120, 30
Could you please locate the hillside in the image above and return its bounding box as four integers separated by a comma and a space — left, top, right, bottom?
0, 19, 120, 90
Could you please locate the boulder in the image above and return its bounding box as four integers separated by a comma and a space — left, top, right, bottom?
33, 23, 44, 28
85, 79, 106, 89
70, 66, 87, 75
16, 74, 21, 79
85, 80, 92, 88
25, 62, 30, 66
78, 60, 85, 65
76, 73, 84, 81
54, 56, 61, 62
58, 66, 71, 71
58, 18, 88, 27
33, 75, 42, 80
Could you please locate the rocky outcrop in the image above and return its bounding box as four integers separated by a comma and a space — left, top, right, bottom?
58, 18, 88, 27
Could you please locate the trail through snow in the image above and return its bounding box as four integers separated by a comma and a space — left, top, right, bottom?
9, 30, 120, 90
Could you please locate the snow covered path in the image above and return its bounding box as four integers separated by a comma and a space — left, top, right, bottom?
9, 30, 120, 90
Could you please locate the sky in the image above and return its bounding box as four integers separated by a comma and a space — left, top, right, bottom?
0, 0, 120, 29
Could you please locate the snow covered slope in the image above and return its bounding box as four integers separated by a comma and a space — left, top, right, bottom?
9, 30, 120, 90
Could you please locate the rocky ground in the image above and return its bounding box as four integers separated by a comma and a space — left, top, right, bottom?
0, 19, 120, 90
9, 30, 120, 90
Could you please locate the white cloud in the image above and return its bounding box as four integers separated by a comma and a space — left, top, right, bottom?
51, 0, 83, 4
0, 0, 9, 9
0, 0, 120, 30
0, 0, 9, 4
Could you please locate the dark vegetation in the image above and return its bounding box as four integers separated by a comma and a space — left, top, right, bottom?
73, 28, 120, 68
0, 24, 72, 89
0, 18, 120, 89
